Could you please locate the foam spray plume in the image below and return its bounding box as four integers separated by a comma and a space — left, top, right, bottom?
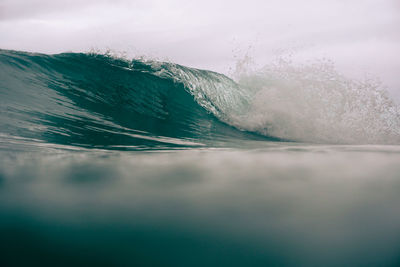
231, 57, 400, 144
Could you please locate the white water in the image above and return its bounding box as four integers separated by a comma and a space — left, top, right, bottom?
229, 58, 400, 144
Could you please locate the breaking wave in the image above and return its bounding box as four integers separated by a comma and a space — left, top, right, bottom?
0, 49, 399, 150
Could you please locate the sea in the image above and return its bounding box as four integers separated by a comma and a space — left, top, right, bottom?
1, 49, 400, 266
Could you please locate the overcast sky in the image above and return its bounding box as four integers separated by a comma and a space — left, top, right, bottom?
1, 0, 399, 99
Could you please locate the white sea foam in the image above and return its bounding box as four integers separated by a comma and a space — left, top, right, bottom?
229, 58, 400, 144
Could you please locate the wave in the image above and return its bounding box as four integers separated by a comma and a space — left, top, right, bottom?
0, 49, 272, 150
0, 49, 399, 150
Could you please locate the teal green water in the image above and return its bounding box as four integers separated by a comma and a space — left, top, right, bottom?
0, 49, 279, 150
1, 49, 400, 266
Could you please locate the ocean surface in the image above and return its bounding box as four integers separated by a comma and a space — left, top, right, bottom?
1, 49, 400, 266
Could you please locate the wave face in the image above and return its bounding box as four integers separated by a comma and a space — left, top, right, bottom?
0, 49, 272, 150
0, 49, 399, 149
